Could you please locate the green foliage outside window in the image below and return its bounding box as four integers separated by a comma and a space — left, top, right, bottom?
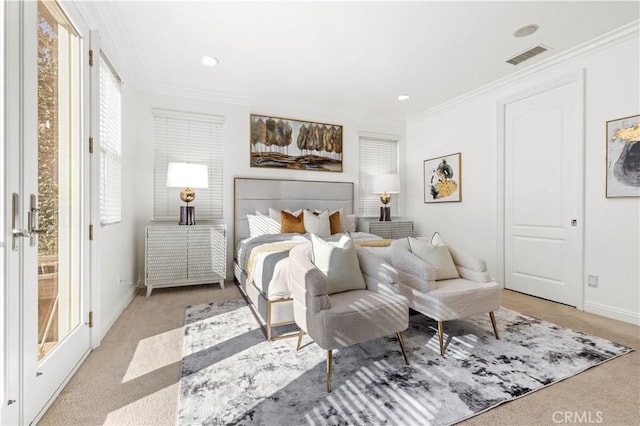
37, 13, 58, 257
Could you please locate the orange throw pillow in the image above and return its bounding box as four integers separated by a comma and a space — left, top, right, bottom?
281, 210, 305, 233
328, 211, 342, 234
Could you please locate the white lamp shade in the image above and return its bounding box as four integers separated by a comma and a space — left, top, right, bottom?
166, 162, 209, 188
372, 174, 401, 194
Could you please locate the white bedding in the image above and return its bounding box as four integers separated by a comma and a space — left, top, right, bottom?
238, 232, 387, 301
251, 249, 296, 300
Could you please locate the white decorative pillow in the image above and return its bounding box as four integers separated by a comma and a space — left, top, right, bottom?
310, 233, 366, 294
430, 231, 445, 246
311, 209, 355, 233
313, 209, 342, 234
268, 208, 302, 224
408, 237, 459, 280
247, 214, 280, 237
303, 210, 331, 237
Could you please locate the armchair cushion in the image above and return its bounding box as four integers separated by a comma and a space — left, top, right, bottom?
456, 265, 492, 283
318, 289, 409, 349
310, 233, 366, 294
398, 278, 500, 322
407, 237, 459, 280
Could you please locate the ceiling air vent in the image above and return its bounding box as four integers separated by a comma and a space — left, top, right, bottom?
506, 45, 548, 65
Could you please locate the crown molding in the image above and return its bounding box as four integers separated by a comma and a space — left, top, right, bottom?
407, 20, 640, 125
140, 83, 251, 106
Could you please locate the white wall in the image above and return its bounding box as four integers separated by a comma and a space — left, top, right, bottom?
405, 28, 639, 324
131, 91, 405, 282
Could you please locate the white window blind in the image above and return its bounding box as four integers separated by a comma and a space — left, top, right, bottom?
99, 51, 122, 225
152, 109, 224, 219
358, 136, 399, 217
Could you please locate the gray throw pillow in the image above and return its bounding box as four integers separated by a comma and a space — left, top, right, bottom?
303, 210, 331, 238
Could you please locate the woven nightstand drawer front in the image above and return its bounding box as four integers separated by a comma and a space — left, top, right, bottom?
187, 226, 226, 281
145, 224, 227, 295
146, 227, 188, 284
359, 220, 414, 239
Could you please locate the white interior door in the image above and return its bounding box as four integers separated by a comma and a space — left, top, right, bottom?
504, 77, 584, 307
4, 1, 92, 424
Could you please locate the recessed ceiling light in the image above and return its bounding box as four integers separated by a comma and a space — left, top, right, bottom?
514, 24, 539, 38
201, 56, 219, 67
398, 95, 410, 101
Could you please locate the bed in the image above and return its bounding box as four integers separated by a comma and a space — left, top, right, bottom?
233, 177, 387, 340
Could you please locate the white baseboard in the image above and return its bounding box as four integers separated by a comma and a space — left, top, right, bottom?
100, 286, 138, 342
584, 301, 640, 325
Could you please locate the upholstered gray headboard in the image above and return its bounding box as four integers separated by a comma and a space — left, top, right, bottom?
234, 177, 354, 250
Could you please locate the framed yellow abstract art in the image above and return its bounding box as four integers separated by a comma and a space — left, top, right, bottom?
424, 152, 461, 203
606, 114, 639, 198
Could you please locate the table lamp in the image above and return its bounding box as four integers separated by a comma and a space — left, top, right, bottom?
372, 174, 400, 221
166, 162, 208, 225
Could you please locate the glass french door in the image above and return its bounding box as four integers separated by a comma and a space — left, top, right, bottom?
4, 0, 91, 423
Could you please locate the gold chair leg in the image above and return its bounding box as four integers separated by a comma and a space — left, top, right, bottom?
489, 311, 499, 339
296, 330, 305, 351
396, 332, 409, 365
326, 350, 333, 393
438, 321, 445, 356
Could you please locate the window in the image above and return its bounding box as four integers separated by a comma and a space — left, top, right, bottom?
98, 51, 122, 225
152, 109, 224, 219
358, 136, 400, 217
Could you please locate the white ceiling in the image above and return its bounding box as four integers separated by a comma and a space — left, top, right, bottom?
85, 1, 639, 126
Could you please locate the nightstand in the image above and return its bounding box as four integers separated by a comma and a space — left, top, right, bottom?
145, 224, 227, 297
356, 219, 414, 239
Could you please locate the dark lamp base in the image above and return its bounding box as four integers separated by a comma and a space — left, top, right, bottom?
379, 206, 391, 222
179, 206, 196, 225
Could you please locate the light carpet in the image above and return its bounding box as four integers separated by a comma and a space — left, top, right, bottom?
178, 299, 631, 426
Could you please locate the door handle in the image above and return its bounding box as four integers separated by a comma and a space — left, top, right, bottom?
11, 193, 30, 251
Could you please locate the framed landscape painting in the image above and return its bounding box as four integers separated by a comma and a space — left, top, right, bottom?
606, 114, 639, 198
424, 152, 461, 203
250, 114, 343, 172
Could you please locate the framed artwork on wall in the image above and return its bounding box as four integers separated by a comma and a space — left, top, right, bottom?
249, 114, 343, 172
606, 114, 639, 198
424, 152, 461, 203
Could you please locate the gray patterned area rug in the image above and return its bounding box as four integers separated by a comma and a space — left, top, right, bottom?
178, 299, 631, 426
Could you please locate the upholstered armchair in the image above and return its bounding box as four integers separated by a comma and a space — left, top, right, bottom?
390, 236, 500, 356
288, 239, 409, 392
